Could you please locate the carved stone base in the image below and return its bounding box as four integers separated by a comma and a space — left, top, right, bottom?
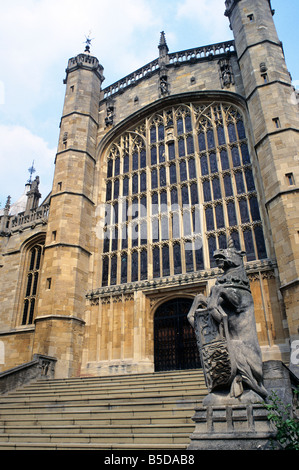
188, 400, 276, 450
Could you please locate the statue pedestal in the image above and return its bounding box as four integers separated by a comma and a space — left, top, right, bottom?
188, 392, 276, 450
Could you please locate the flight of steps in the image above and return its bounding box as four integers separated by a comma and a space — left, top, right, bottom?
0, 369, 207, 450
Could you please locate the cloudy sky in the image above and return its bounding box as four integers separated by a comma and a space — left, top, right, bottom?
0, 0, 298, 207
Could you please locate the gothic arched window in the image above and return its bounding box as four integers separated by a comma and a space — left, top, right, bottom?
21, 241, 44, 325
101, 102, 267, 286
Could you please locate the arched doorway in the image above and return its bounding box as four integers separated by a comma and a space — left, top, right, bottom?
154, 298, 201, 372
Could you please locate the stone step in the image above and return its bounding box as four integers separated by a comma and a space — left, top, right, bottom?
16, 378, 205, 395
0, 392, 205, 416
0, 414, 194, 427
0, 442, 188, 450
0, 432, 191, 445
0, 369, 206, 449
0, 423, 194, 435
31, 369, 203, 386
6, 383, 204, 399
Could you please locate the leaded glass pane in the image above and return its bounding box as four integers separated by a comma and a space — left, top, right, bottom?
200, 155, 209, 175
171, 188, 178, 205
106, 181, 112, 201
220, 150, 229, 170
158, 125, 164, 141
207, 129, 215, 149
173, 243, 182, 274
140, 148, 146, 168
124, 154, 129, 173
254, 225, 267, 259
190, 183, 198, 205
170, 164, 177, 184
121, 253, 128, 284
198, 132, 206, 151
140, 250, 147, 280
102, 256, 109, 287
113, 179, 119, 199
249, 196, 261, 221
131, 251, 139, 282
123, 177, 129, 196
160, 191, 167, 209
235, 171, 245, 194
178, 138, 185, 157
168, 142, 175, 160
180, 160, 187, 181
195, 246, 204, 271
208, 236, 217, 267
151, 146, 157, 165
205, 207, 214, 231
187, 135, 194, 154
185, 115, 192, 133
203, 180, 212, 202
150, 126, 156, 143
114, 157, 120, 176
237, 120, 246, 140
153, 247, 160, 278
239, 198, 250, 223
181, 185, 189, 205
245, 169, 256, 192
162, 245, 170, 276
228, 122, 237, 142
215, 204, 225, 229
209, 153, 218, 173
227, 201, 237, 226
185, 243, 194, 272
151, 169, 158, 189
241, 143, 251, 164
243, 230, 255, 261
212, 177, 222, 200
217, 125, 226, 145
160, 166, 166, 187
188, 158, 196, 179
223, 174, 233, 197
107, 159, 113, 178
177, 118, 184, 135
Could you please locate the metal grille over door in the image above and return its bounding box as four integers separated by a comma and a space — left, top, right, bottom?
154, 298, 201, 371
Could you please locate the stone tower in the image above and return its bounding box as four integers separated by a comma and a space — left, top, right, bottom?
225, 0, 299, 368
33, 49, 105, 377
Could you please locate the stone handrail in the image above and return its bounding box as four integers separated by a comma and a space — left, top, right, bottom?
0, 354, 57, 394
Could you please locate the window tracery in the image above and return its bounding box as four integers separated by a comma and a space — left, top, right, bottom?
21, 242, 44, 325
101, 102, 267, 287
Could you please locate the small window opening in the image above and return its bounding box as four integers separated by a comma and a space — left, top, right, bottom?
273, 117, 281, 129
261, 73, 268, 84
52, 231, 57, 241
47, 278, 52, 290
248, 14, 254, 22
70, 85, 74, 93
286, 173, 295, 186
57, 182, 62, 191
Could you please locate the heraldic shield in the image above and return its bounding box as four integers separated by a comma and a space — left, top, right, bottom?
188, 294, 236, 393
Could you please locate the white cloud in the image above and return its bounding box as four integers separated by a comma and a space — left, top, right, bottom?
0, 125, 55, 206
176, 0, 231, 43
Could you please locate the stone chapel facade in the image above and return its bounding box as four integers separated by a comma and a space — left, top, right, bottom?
0, 0, 298, 379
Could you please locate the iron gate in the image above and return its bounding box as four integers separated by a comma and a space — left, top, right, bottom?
154, 298, 201, 372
